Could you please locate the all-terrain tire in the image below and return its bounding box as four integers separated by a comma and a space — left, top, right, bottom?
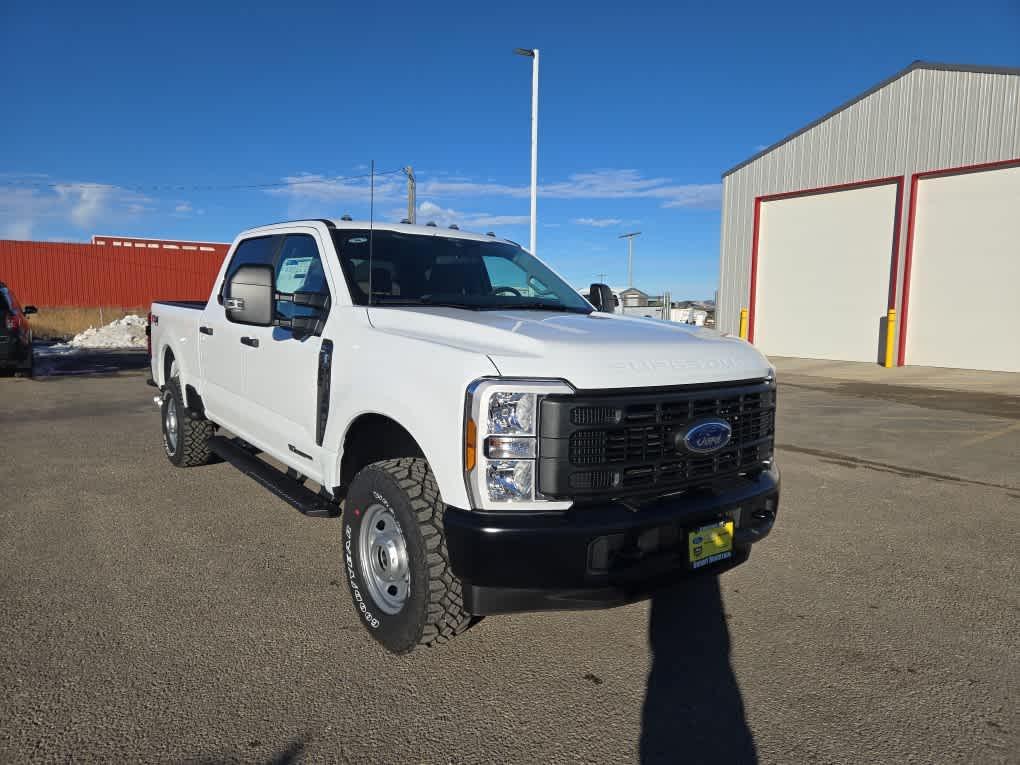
342, 457, 474, 654
161, 378, 214, 467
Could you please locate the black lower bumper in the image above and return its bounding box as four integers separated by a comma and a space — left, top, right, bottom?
444, 465, 779, 615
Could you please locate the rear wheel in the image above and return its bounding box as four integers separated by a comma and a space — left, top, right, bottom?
161, 378, 214, 467
342, 458, 473, 653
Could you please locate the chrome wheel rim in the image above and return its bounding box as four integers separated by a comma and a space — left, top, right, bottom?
358, 503, 410, 614
165, 396, 179, 453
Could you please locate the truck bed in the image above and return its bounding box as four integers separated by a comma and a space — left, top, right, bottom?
149, 300, 207, 391
153, 300, 207, 310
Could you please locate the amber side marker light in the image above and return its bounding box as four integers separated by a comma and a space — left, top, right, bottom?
465, 418, 477, 471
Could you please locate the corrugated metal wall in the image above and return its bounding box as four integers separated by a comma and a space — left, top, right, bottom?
0, 240, 228, 306
718, 67, 1020, 336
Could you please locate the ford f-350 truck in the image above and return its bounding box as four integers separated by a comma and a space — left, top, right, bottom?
148, 219, 779, 653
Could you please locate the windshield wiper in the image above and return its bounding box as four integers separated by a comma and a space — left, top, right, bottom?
369, 297, 484, 311
484, 302, 591, 314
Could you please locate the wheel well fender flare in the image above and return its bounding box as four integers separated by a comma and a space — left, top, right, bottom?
336, 412, 429, 494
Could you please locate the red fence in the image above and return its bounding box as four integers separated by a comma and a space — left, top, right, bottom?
0, 240, 229, 306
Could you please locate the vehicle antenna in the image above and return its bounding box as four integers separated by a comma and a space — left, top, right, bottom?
368, 159, 374, 307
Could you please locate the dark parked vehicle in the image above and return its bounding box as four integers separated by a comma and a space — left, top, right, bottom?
0, 282, 37, 377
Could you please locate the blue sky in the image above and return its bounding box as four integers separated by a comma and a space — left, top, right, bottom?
1, 1, 1017, 298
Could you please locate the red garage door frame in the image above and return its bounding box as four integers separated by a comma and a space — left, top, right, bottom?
896, 157, 1020, 366
747, 175, 905, 344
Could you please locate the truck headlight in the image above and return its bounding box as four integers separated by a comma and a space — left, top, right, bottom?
486, 460, 534, 501
464, 378, 573, 511
488, 392, 536, 435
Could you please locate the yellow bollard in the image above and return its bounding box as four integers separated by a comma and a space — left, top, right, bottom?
884, 308, 897, 368
739, 308, 749, 340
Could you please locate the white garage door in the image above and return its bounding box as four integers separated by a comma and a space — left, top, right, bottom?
754, 183, 898, 362
904, 164, 1020, 373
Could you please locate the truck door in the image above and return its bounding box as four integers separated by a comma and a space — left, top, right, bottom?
198, 234, 281, 432
241, 231, 334, 481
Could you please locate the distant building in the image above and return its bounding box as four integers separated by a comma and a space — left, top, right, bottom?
718, 61, 1020, 372
670, 307, 708, 326
618, 287, 649, 307
91, 234, 229, 253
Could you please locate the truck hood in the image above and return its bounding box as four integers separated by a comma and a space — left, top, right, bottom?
367, 307, 772, 390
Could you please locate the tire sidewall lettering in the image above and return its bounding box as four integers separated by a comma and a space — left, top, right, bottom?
344, 523, 380, 629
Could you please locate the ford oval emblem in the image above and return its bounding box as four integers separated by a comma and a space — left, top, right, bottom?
682, 420, 732, 454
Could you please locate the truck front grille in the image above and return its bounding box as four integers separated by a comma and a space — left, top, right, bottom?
538, 381, 776, 501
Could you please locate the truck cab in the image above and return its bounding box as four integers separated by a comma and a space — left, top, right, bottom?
149, 219, 778, 654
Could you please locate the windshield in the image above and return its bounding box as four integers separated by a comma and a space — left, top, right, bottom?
331, 230, 592, 313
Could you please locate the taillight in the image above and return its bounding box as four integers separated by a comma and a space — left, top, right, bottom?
5, 314, 17, 331
146, 312, 153, 357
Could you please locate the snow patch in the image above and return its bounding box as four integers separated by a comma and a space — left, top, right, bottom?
64, 314, 148, 349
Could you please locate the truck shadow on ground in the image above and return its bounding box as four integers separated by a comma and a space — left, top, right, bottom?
641, 575, 757, 765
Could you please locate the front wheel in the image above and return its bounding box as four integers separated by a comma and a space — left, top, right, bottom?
342, 458, 474, 653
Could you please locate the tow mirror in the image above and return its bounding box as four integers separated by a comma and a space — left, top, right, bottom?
226, 264, 274, 326
23, 305, 38, 315
588, 283, 615, 313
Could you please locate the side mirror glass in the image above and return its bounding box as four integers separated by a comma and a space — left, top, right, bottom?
226, 264, 274, 325
588, 283, 616, 313
23, 305, 38, 315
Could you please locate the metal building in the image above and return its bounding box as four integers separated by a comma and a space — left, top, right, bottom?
717, 62, 1020, 372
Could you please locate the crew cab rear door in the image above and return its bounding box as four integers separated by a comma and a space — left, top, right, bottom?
199, 234, 281, 429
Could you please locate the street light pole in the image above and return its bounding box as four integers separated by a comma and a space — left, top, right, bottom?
619, 231, 641, 287
514, 47, 539, 254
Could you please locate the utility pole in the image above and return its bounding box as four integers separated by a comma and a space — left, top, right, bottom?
596, 272, 607, 283
404, 166, 416, 224
619, 231, 641, 288
514, 47, 539, 254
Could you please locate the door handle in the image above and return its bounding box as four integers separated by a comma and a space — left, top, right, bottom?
240, 336, 259, 348
199, 326, 214, 336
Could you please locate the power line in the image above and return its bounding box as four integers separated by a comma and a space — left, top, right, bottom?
0, 168, 408, 194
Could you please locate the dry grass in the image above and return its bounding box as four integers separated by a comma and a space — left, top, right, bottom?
29, 306, 148, 341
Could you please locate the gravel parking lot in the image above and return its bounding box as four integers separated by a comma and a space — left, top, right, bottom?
1, 353, 1017, 764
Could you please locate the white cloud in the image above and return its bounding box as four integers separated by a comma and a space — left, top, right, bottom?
1, 219, 34, 239
572, 217, 624, 227
53, 183, 115, 226
267, 173, 404, 203
417, 200, 529, 229
544, 170, 721, 208
270, 168, 719, 210
0, 179, 153, 238
419, 179, 528, 199
174, 202, 193, 214
418, 169, 721, 209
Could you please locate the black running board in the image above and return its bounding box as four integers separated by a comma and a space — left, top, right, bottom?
208, 436, 340, 518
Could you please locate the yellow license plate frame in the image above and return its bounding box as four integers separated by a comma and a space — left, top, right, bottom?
688, 520, 734, 569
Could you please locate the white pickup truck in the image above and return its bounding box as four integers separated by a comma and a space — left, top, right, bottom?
148, 219, 779, 653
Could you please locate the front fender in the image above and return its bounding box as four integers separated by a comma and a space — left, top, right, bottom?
327, 326, 499, 510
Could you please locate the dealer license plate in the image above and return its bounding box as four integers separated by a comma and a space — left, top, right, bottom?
688, 520, 734, 569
